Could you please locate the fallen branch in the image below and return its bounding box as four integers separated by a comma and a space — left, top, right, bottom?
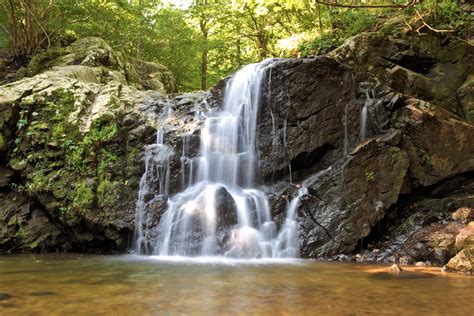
313, 0, 420, 9
414, 8, 454, 34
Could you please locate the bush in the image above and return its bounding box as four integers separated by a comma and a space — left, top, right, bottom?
299, 9, 381, 56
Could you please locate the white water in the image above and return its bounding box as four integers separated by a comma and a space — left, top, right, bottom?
135, 61, 304, 259
360, 89, 374, 141
134, 100, 174, 253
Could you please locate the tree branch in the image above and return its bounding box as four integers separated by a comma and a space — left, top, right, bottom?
20, 0, 52, 50
314, 0, 420, 9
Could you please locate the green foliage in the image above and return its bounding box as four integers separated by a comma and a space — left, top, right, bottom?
0, 132, 4, 150
422, 0, 471, 36
71, 181, 94, 211
365, 170, 376, 182
299, 34, 340, 56
389, 146, 402, 160
299, 8, 381, 56
2, 0, 470, 90
8, 85, 123, 217
97, 178, 113, 205
10, 182, 27, 194
419, 149, 433, 167
16, 109, 29, 130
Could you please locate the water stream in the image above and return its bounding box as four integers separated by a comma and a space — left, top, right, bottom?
135, 61, 301, 258
359, 89, 375, 142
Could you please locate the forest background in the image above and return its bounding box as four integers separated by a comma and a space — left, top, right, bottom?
0, 0, 471, 91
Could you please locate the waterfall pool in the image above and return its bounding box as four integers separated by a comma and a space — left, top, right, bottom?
1, 254, 472, 315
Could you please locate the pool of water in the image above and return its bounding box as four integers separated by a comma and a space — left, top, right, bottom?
0, 254, 472, 315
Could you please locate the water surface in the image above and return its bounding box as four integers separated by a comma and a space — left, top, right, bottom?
0, 254, 472, 315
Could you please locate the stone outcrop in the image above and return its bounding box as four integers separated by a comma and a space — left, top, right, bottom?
0, 38, 206, 252
444, 220, 474, 273
254, 32, 474, 267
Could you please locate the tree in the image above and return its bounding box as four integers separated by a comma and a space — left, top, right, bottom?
1, 0, 58, 57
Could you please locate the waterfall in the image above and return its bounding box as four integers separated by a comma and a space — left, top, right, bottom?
134, 61, 302, 259
134, 100, 173, 254
359, 89, 374, 142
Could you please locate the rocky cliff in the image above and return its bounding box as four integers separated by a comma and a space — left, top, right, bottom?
256, 32, 474, 272
1, 33, 473, 272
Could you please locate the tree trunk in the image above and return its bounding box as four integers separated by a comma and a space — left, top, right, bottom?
200, 22, 208, 91
201, 43, 208, 90
236, 37, 242, 67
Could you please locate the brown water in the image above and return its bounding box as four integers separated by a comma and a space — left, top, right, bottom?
0, 254, 472, 315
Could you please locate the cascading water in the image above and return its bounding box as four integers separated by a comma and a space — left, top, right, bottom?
359, 89, 375, 141
134, 61, 302, 259
134, 100, 174, 253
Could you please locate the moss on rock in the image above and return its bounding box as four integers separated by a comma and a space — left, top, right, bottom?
0, 37, 179, 252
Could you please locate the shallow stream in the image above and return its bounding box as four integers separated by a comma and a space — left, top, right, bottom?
0, 254, 472, 315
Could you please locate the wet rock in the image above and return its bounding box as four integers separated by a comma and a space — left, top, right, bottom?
399, 255, 414, 265
215, 186, 238, 251
0, 191, 64, 252
257, 57, 357, 183
0, 167, 14, 187
455, 222, 474, 252
399, 222, 464, 265
452, 207, 474, 224
2, 31, 474, 259
388, 264, 403, 274
297, 133, 409, 257
398, 106, 474, 188
254, 34, 474, 261
457, 75, 474, 123
0, 37, 208, 253
444, 248, 473, 274
329, 32, 473, 114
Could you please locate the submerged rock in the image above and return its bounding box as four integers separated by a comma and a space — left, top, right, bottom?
0, 293, 12, 301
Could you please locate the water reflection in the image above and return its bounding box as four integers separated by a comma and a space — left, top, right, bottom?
0, 254, 473, 315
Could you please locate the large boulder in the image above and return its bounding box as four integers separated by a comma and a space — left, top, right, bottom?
25, 37, 178, 93
444, 221, 474, 273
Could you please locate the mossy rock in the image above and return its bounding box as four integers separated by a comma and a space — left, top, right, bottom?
25, 37, 176, 93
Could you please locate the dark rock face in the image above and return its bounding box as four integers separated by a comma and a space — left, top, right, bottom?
297, 134, 409, 257
257, 57, 358, 183
253, 32, 474, 264
0, 191, 64, 252
215, 186, 238, 251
